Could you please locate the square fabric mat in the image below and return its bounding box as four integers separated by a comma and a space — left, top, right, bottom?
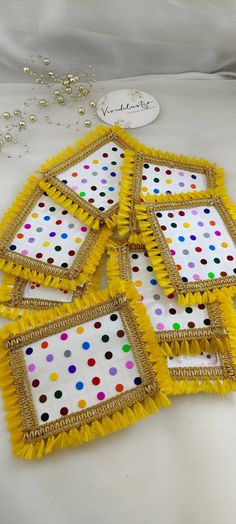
0, 281, 171, 459
107, 240, 229, 355
117, 147, 223, 238
107, 240, 236, 395
0, 177, 110, 290
137, 195, 236, 304
38, 124, 145, 230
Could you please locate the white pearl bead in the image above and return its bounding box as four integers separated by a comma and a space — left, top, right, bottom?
57, 96, 64, 104
54, 90, 60, 96
39, 99, 48, 107
89, 101, 97, 108
3, 112, 11, 119
43, 58, 50, 65
5, 133, 12, 142
23, 66, 30, 74
14, 109, 21, 117
84, 119, 91, 127
29, 115, 37, 122
19, 120, 26, 129
78, 107, 85, 115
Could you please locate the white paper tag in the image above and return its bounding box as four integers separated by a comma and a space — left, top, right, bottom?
97, 89, 160, 128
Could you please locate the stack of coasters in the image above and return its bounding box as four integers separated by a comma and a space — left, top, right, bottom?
0, 123, 235, 459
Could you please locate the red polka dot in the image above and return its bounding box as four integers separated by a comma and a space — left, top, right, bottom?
68, 250, 75, 256
72, 172, 78, 177
41, 341, 48, 349
195, 247, 202, 252
116, 384, 124, 392
36, 253, 43, 259
166, 169, 172, 175
60, 407, 68, 416
88, 198, 94, 203
56, 220, 62, 225
32, 379, 40, 387
132, 266, 139, 272
103, 153, 108, 157
94, 321, 101, 329
87, 358, 96, 367
176, 264, 182, 270
191, 184, 196, 189
107, 199, 114, 204
179, 211, 185, 216
92, 376, 100, 386
167, 293, 174, 299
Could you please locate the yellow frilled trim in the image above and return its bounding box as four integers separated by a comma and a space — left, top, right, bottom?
170, 379, 235, 396
0, 280, 171, 459
177, 286, 236, 307
117, 150, 136, 236
0, 226, 111, 292
136, 204, 175, 296
0, 176, 39, 239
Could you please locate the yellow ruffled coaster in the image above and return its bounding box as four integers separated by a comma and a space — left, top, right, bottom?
107, 238, 231, 356
0, 177, 111, 290
38, 124, 147, 231
117, 147, 226, 239
136, 195, 236, 304
0, 280, 171, 459
107, 239, 236, 396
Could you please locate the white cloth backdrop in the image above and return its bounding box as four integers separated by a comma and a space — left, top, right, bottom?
1, 0, 236, 81
0, 1, 236, 523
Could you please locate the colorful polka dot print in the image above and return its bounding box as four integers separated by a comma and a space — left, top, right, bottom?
56, 141, 124, 213
23, 281, 73, 303
129, 250, 211, 332
24, 311, 141, 424
155, 205, 236, 282
8, 195, 90, 269
167, 352, 220, 369
141, 162, 207, 196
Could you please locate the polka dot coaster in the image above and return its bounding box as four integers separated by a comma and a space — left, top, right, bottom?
0, 177, 111, 290
0, 281, 171, 459
118, 148, 223, 238
137, 195, 236, 304
38, 125, 145, 231
107, 239, 230, 355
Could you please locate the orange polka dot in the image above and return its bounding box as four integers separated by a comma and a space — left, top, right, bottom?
32, 213, 39, 218
142, 186, 148, 192
116, 384, 124, 393
135, 280, 142, 287
76, 326, 84, 334
221, 242, 228, 248
17, 233, 24, 239
41, 341, 48, 349
72, 172, 78, 177
75, 237, 82, 243
209, 220, 216, 226
78, 399, 87, 408
166, 237, 172, 244
92, 159, 99, 164
176, 264, 182, 270
191, 184, 196, 189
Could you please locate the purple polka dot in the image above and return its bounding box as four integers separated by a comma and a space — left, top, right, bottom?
110, 172, 116, 177
21, 249, 28, 255
197, 221, 204, 227
84, 165, 90, 169
71, 185, 78, 191
50, 232, 56, 237
215, 230, 221, 236
81, 226, 87, 232
179, 182, 185, 187
60, 333, 68, 341
101, 179, 107, 184
191, 210, 198, 215
81, 179, 87, 183
166, 190, 172, 194
190, 235, 196, 240
28, 364, 35, 372
126, 360, 134, 369
24, 224, 31, 229
193, 274, 200, 280
188, 262, 195, 268
109, 367, 117, 376
46, 354, 54, 362
28, 237, 35, 243
178, 171, 185, 176
97, 392, 105, 401
157, 323, 164, 330
155, 308, 163, 315
170, 249, 176, 256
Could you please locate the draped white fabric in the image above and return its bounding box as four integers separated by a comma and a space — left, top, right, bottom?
0, 0, 236, 81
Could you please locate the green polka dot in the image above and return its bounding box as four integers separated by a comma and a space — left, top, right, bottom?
154, 178, 159, 183
122, 344, 130, 352
173, 323, 180, 330
208, 272, 215, 279
214, 258, 220, 264
80, 191, 86, 197
100, 192, 105, 197
55, 246, 61, 251
102, 335, 109, 342
185, 307, 193, 313
111, 161, 117, 165
54, 390, 62, 399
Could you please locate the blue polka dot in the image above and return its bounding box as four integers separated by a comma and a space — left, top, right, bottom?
178, 236, 185, 242
108, 187, 115, 192
110, 172, 116, 177
182, 277, 188, 282
102, 166, 108, 171
44, 215, 50, 221
82, 342, 90, 350
9, 245, 16, 250
76, 381, 84, 390
26, 347, 33, 355
68, 365, 76, 373
204, 208, 210, 214
191, 175, 197, 179
209, 245, 215, 250
61, 233, 68, 239
150, 279, 157, 285
153, 189, 160, 194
